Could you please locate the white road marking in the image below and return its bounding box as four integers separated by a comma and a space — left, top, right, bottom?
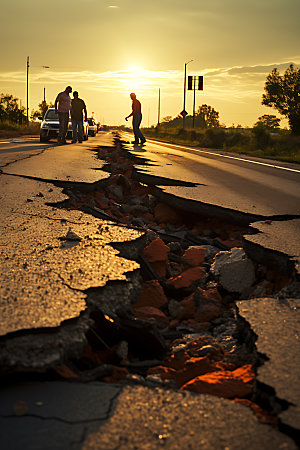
124, 133, 300, 175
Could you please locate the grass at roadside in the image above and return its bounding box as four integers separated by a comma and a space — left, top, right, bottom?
0, 120, 40, 139
142, 126, 300, 164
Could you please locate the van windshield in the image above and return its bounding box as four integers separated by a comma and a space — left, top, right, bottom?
45, 110, 59, 120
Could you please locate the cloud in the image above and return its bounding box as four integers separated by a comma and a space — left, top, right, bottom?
1, 59, 299, 106
228, 62, 298, 75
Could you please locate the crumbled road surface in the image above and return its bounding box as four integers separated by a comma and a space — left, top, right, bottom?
0, 133, 299, 449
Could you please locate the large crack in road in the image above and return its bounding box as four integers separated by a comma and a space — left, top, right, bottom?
0, 133, 299, 449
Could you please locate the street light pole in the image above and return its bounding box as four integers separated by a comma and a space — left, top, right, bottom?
158, 88, 161, 127
26, 56, 29, 123
183, 59, 193, 129
41, 66, 50, 105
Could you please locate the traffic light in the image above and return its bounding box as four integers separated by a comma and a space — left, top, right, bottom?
188, 76, 193, 90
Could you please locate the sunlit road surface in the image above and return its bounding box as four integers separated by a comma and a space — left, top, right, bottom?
1, 133, 300, 270
0, 133, 113, 178
122, 133, 300, 272
0, 131, 141, 337
0, 135, 296, 450
0, 135, 52, 167
123, 133, 300, 218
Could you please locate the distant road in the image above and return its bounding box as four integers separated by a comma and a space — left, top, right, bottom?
123, 134, 300, 218
122, 133, 300, 273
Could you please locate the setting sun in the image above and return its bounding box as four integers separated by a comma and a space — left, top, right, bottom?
121, 66, 150, 93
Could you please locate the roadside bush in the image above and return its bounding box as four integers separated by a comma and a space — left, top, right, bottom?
0, 120, 40, 136
142, 125, 300, 163
225, 130, 251, 148
190, 130, 199, 142
205, 128, 226, 148
177, 128, 187, 137
252, 126, 271, 149
197, 133, 212, 148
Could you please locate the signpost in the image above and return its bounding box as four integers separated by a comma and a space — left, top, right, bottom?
188, 75, 203, 128
182, 60, 193, 129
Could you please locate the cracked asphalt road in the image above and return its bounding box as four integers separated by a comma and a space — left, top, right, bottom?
123, 135, 300, 216
0, 134, 142, 370
238, 297, 300, 431
122, 133, 300, 274
0, 382, 296, 450
0, 133, 299, 449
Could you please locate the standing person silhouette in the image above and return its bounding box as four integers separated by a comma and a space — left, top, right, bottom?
54, 86, 72, 145
71, 91, 87, 143
125, 93, 146, 144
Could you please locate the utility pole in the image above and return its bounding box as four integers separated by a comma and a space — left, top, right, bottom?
26, 56, 29, 123
42, 66, 50, 104
158, 88, 161, 126
182, 60, 193, 129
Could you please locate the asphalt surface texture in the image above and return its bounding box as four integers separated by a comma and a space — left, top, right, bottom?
0, 132, 299, 449
122, 133, 300, 275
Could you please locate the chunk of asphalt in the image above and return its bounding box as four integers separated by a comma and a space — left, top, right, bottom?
0, 381, 121, 450
237, 297, 300, 432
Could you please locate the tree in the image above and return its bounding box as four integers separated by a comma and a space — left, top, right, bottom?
31, 100, 54, 120
262, 64, 300, 134
197, 104, 220, 128
157, 105, 220, 130
0, 93, 26, 124
254, 114, 280, 129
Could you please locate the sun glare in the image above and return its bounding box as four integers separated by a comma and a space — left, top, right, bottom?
122, 66, 152, 93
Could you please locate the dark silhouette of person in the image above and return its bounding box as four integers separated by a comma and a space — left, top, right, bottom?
70, 91, 87, 143
54, 86, 72, 145
125, 93, 146, 144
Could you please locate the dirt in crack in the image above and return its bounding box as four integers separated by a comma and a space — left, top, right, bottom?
51, 134, 297, 429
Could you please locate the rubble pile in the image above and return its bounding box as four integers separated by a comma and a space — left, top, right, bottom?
50, 136, 295, 425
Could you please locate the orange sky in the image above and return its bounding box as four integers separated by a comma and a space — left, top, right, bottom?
1, 0, 299, 127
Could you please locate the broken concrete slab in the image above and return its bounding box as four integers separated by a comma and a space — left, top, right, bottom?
83, 384, 296, 449
211, 248, 256, 295
0, 173, 143, 372
244, 219, 300, 276
0, 175, 141, 336
0, 381, 121, 422
0, 381, 121, 450
237, 297, 300, 431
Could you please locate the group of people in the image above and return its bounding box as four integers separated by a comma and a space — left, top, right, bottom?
55, 87, 146, 145
55, 86, 87, 145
